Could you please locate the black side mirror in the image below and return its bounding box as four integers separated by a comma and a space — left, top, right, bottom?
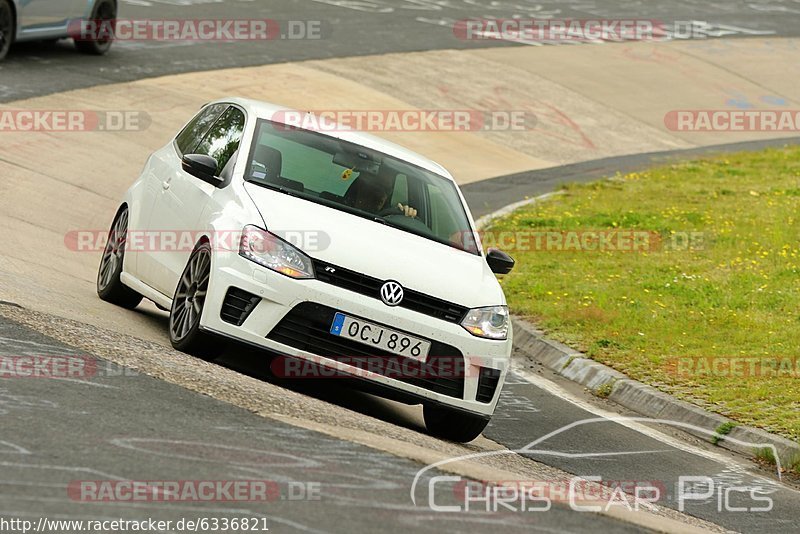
486, 248, 515, 275
182, 154, 224, 187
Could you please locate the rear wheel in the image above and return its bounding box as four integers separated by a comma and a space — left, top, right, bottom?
74, 0, 116, 55
423, 404, 490, 443
0, 0, 13, 61
169, 242, 223, 359
97, 207, 143, 309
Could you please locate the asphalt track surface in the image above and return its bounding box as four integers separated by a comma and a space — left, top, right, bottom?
0, 317, 649, 533
1, 0, 799, 102
2, 0, 800, 532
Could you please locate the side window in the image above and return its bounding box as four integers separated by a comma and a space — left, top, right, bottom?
194, 107, 246, 174
426, 182, 460, 238
175, 104, 227, 155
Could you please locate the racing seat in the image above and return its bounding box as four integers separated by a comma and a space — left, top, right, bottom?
252, 145, 283, 183
343, 172, 389, 207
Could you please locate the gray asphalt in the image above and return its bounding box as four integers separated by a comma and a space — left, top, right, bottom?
485, 370, 799, 533
0, 316, 643, 533
1, 0, 797, 102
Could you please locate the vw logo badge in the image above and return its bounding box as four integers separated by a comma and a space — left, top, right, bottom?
380, 280, 404, 306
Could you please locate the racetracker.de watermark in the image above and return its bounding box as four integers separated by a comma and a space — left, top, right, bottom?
270, 355, 501, 380
0, 110, 150, 132
665, 356, 800, 378
68, 18, 324, 42
0, 355, 136, 378
273, 109, 534, 132
454, 18, 663, 42
452, 20, 756, 43
665, 110, 800, 132
454, 230, 705, 253
68, 480, 320, 502
64, 229, 330, 253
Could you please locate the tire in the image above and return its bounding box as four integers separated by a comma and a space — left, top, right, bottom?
169, 242, 223, 359
423, 404, 490, 443
97, 207, 143, 309
0, 0, 13, 62
74, 0, 116, 56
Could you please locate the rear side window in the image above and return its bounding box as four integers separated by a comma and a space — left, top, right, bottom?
194, 107, 246, 174
426, 182, 462, 241
175, 103, 228, 155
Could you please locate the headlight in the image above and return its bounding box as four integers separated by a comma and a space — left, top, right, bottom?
460, 305, 509, 340
239, 225, 315, 279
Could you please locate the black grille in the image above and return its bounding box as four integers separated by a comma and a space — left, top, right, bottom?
220, 287, 261, 326
267, 302, 465, 399
476, 367, 501, 403
312, 259, 469, 323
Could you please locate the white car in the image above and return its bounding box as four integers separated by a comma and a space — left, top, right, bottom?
97, 98, 515, 442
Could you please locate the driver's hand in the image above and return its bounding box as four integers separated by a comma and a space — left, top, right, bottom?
398, 203, 417, 218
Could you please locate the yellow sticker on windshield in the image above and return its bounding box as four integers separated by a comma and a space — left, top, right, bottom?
341, 168, 353, 181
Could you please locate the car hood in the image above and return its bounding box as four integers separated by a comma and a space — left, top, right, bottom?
244, 183, 505, 308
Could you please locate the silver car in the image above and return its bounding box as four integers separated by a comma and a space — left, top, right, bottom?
0, 0, 117, 61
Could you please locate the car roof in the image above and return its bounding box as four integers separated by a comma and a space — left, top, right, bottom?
215, 97, 455, 181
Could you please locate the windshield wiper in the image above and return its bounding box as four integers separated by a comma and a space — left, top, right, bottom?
246, 179, 299, 198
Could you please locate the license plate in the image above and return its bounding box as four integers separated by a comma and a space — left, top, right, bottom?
330, 312, 431, 361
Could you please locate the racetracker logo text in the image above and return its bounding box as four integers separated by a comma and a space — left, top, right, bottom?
665, 110, 800, 132
0, 111, 149, 132
68, 480, 321, 502
68, 19, 323, 42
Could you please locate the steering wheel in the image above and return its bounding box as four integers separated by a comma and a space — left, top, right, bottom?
378, 205, 403, 217
378, 205, 420, 220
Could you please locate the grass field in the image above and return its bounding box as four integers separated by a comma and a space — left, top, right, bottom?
489, 146, 800, 441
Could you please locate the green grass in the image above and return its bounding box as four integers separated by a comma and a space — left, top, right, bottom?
595, 381, 614, 399
712, 422, 738, 445
491, 146, 800, 441
754, 446, 800, 473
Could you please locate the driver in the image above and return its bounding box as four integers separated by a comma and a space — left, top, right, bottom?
348, 172, 417, 218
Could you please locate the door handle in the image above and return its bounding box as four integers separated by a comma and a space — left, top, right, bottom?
162, 181, 171, 190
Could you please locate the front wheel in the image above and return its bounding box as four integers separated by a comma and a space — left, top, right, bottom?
423, 404, 490, 443
74, 0, 116, 55
0, 0, 14, 61
169, 242, 223, 359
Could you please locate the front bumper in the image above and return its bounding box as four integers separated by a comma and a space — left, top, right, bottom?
199, 252, 511, 417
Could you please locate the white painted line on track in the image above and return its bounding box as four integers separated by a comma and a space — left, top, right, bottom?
511, 366, 753, 469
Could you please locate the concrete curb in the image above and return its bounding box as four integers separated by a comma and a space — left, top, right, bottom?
511, 317, 800, 469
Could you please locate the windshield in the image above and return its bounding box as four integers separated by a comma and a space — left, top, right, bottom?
245, 119, 480, 255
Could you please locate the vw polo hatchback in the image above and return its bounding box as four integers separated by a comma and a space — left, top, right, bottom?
97, 98, 515, 442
